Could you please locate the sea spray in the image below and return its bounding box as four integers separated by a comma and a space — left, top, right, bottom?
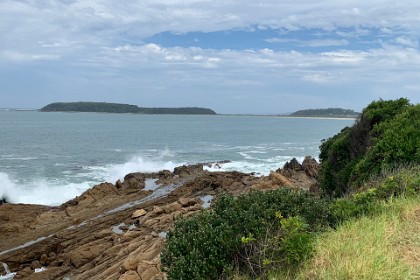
0, 263, 16, 280
0, 155, 181, 206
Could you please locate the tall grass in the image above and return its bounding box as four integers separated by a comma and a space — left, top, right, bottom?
286, 197, 420, 280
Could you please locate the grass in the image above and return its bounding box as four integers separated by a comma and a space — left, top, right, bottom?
268, 196, 420, 280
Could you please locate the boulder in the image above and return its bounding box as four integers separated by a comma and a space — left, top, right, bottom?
40, 253, 49, 265
282, 158, 303, 171
178, 197, 200, 207
161, 202, 182, 213
173, 164, 203, 177
269, 172, 292, 186
132, 209, 147, 219
124, 173, 146, 182
302, 156, 320, 177
69, 243, 111, 268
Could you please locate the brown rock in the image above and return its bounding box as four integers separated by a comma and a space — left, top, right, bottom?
161, 202, 182, 213
123, 256, 139, 271
137, 262, 160, 280
31, 260, 41, 269
124, 172, 146, 182
283, 158, 303, 171
15, 267, 32, 278
173, 164, 203, 176
178, 197, 200, 207
119, 270, 141, 280
302, 156, 320, 177
40, 253, 49, 265
132, 209, 147, 218
269, 172, 292, 186
69, 243, 110, 268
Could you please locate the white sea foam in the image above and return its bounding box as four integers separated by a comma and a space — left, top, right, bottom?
0, 172, 91, 206
91, 155, 181, 183
0, 155, 181, 206
204, 159, 290, 176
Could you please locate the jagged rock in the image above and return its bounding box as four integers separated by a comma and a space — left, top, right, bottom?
157, 170, 172, 180
0, 160, 321, 280
173, 164, 203, 176
282, 158, 303, 171
124, 173, 146, 182
116, 180, 124, 189
302, 156, 320, 177
269, 172, 292, 186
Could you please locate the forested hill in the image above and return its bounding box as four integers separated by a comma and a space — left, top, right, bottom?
40, 102, 217, 115
289, 108, 359, 118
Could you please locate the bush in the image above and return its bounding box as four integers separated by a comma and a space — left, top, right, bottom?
319, 98, 416, 197
331, 166, 420, 223
161, 188, 332, 279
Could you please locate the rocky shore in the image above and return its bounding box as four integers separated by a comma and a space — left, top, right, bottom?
0, 157, 319, 280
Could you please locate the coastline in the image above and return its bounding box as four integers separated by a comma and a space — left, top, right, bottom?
0, 158, 319, 279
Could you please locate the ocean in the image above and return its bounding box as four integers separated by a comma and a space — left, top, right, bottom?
0, 110, 353, 205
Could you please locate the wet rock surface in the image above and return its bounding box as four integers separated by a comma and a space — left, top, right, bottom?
0, 158, 318, 279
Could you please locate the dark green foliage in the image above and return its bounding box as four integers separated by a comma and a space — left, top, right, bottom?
279, 216, 314, 266
318, 98, 415, 197
40, 102, 217, 115
289, 108, 359, 118
161, 188, 332, 279
351, 105, 420, 185
40, 102, 140, 113
331, 166, 420, 223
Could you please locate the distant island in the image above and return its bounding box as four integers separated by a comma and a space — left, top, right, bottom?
40, 102, 217, 115
288, 108, 359, 118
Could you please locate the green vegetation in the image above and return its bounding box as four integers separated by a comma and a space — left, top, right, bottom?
289, 108, 359, 118
40, 102, 217, 115
318, 98, 419, 197
161, 189, 332, 279
161, 98, 420, 279
290, 195, 420, 280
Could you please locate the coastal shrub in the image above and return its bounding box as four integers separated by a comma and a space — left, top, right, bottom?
331, 166, 420, 223
238, 214, 315, 278
350, 105, 420, 186
319, 98, 414, 197
161, 188, 332, 279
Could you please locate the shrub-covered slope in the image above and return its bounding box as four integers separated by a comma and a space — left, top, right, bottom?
318, 98, 419, 197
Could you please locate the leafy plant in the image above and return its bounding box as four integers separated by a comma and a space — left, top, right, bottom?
161, 188, 332, 279
318, 98, 416, 197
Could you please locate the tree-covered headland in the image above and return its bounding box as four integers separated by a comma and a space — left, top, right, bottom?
40, 102, 217, 115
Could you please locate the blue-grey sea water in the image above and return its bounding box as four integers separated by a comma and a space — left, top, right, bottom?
0, 110, 353, 205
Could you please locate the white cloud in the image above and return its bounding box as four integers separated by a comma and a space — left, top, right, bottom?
266, 38, 348, 47
394, 36, 418, 48
0, 51, 59, 62
1, 0, 420, 112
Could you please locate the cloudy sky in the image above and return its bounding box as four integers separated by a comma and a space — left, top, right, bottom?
1, 0, 420, 114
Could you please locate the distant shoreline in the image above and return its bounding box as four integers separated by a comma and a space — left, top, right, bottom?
3, 109, 356, 120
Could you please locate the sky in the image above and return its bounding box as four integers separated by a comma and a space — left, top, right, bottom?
1, 1, 420, 114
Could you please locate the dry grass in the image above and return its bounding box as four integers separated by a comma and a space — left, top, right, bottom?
282, 197, 420, 280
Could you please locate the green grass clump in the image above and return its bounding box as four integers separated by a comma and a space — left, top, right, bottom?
291, 196, 420, 280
